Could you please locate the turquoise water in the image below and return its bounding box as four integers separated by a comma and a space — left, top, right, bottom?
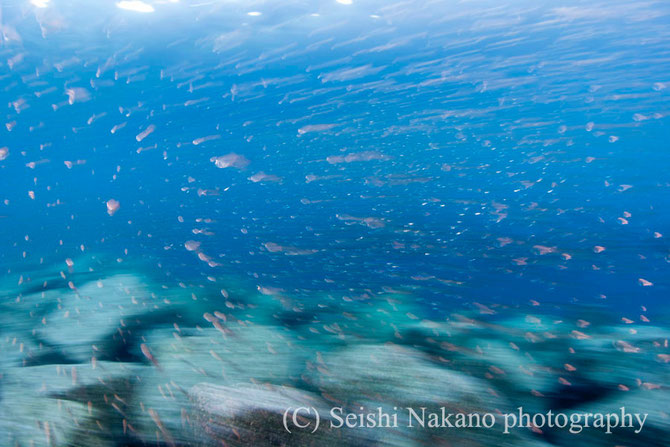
0, 0, 669, 446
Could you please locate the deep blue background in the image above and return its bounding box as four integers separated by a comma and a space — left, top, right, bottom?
1, 0, 668, 316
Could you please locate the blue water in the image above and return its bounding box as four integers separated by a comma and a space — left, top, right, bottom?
1, 1, 670, 446
2, 0, 668, 319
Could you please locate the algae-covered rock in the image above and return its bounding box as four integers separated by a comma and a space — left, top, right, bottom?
304, 343, 559, 447
0, 361, 136, 447
244, 288, 428, 345
308, 343, 506, 411
548, 387, 670, 447
188, 383, 339, 446
34, 274, 173, 362
1, 265, 667, 447
127, 322, 303, 444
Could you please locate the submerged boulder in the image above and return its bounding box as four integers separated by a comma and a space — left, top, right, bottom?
307, 343, 508, 412
127, 322, 303, 444
304, 343, 558, 446
547, 387, 670, 447
0, 361, 136, 447
188, 383, 337, 446
34, 274, 173, 362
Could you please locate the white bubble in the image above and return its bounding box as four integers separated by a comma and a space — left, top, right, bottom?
116, 1, 155, 13
30, 0, 50, 8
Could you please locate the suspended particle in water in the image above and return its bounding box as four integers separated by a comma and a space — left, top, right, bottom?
106, 199, 120, 216
210, 153, 249, 169
184, 240, 200, 251
136, 124, 156, 142
66, 87, 91, 105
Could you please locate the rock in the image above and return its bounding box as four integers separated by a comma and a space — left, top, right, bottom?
128, 322, 303, 444
309, 343, 507, 411
1, 330, 45, 369
306, 343, 559, 446
267, 291, 430, 351
0, 289, 69, 367
549, 387, 670, 447
0, 289, 63, 325
400, 314, 656, 412
34, 274, 173, 362
338, 314, 558, 408
0, 361, 136, 447
188, 383, 338, 446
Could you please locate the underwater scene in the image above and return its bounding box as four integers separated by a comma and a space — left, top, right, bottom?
1, 0, 669, 445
